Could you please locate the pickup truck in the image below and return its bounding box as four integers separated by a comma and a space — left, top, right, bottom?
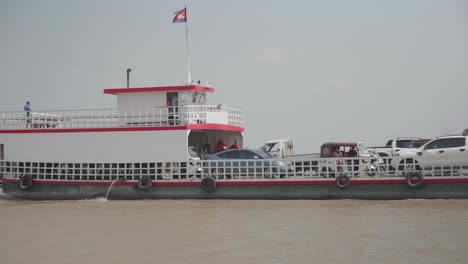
367, 137, 431, 157
259, 139, 319, 160
392, 134, 468, 172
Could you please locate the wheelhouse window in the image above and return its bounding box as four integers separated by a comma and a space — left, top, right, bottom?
166, 92, 178, 106
191, 92, 205, 104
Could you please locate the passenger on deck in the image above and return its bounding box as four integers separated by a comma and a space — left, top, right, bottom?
348, 146, 357, 157
215, 140, 227, 152
230, 141, 240, 149
347, 146, 359, 173
332, 147, 341, 157
202, 143, 212, 154
24, 101, 32, 128
171, 95, 178, 108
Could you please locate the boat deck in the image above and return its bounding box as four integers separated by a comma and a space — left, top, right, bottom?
0, 105, 243, 130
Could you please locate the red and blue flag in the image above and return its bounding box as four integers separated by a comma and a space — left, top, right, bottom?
172, 8, 187, 23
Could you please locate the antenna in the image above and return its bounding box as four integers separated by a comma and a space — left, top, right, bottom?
126, 68, 131, 88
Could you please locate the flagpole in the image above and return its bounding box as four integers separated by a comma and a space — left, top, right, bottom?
185, 5, 191, 84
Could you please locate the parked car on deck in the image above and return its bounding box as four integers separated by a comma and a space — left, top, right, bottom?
259, 139, 319, 160
393, 134, 468, 172
368, 137, 430, 158
206, 149, 291, 178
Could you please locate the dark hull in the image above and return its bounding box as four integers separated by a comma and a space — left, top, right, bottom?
2, 178, 468, 200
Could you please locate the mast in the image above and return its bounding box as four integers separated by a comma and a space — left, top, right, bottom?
173, 4, 191, 84
185, 5, 191, 84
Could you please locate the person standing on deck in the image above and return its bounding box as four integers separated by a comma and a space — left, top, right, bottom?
215, 140, 227, 152
171, 95, 178, 124
230, 141, 240, 149
347, 146, 359, 173
348, 146, 357, 157
24, 101, 32, 128
172, 95, 178, 108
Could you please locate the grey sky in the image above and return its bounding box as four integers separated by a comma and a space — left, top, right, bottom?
1, 0, 467, 153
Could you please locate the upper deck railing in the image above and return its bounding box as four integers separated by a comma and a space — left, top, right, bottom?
0, 105, 243, 130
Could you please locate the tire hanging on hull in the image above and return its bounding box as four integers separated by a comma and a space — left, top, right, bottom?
336, 174, 351, 189
201, 177, 216, 193
137, 175, 152, 190
406, 172, 424, 188
18, 174, 33, 190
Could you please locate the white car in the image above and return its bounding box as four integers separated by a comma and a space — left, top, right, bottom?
393, 135, 468, 171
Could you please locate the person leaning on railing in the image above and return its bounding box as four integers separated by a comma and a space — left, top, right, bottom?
24, 101, 32, 128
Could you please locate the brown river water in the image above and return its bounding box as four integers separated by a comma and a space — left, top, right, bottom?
0, 196, 467, 264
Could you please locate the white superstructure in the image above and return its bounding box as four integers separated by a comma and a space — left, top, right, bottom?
0, 85, 244, 163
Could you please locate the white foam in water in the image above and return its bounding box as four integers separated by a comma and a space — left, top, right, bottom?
81, 197, 108, 202
79, 179, 121, 201
105, 179, 120, 199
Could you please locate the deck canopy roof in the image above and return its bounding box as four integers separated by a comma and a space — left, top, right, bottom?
104, 85, 215, 95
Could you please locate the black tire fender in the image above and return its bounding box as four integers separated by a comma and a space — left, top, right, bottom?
137, 175, 152, 190
18, 174, 33, 191
406, 172, 424, 188
201, 177, 216, 193
336, 174, 351, 189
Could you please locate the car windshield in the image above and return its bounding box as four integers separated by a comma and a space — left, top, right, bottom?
254, 149, 273, 158
410, 139, 430, 148
215, 149, 273, 159
396, 140, 414, 148
385, 140, 393, 147
358, 143, 368, 154
264, 143, 278, 152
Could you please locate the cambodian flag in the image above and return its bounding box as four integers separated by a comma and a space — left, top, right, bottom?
172, 8, 187, 23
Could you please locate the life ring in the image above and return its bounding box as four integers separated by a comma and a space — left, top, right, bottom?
336, 174, 351, 189
18, 174, 33, 190
137, 175, 152, 190
406, 172, 424, 188
201, 177, 216, 193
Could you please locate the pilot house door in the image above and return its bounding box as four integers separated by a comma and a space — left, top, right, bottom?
167, 92, 178, 107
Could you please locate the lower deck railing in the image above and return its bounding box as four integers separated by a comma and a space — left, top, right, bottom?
1, 157, 467, 182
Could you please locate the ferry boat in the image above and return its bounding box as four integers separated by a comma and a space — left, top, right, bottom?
1, 83, 468, 200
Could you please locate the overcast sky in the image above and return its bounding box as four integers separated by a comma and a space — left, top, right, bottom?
1, 0, 467, 153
